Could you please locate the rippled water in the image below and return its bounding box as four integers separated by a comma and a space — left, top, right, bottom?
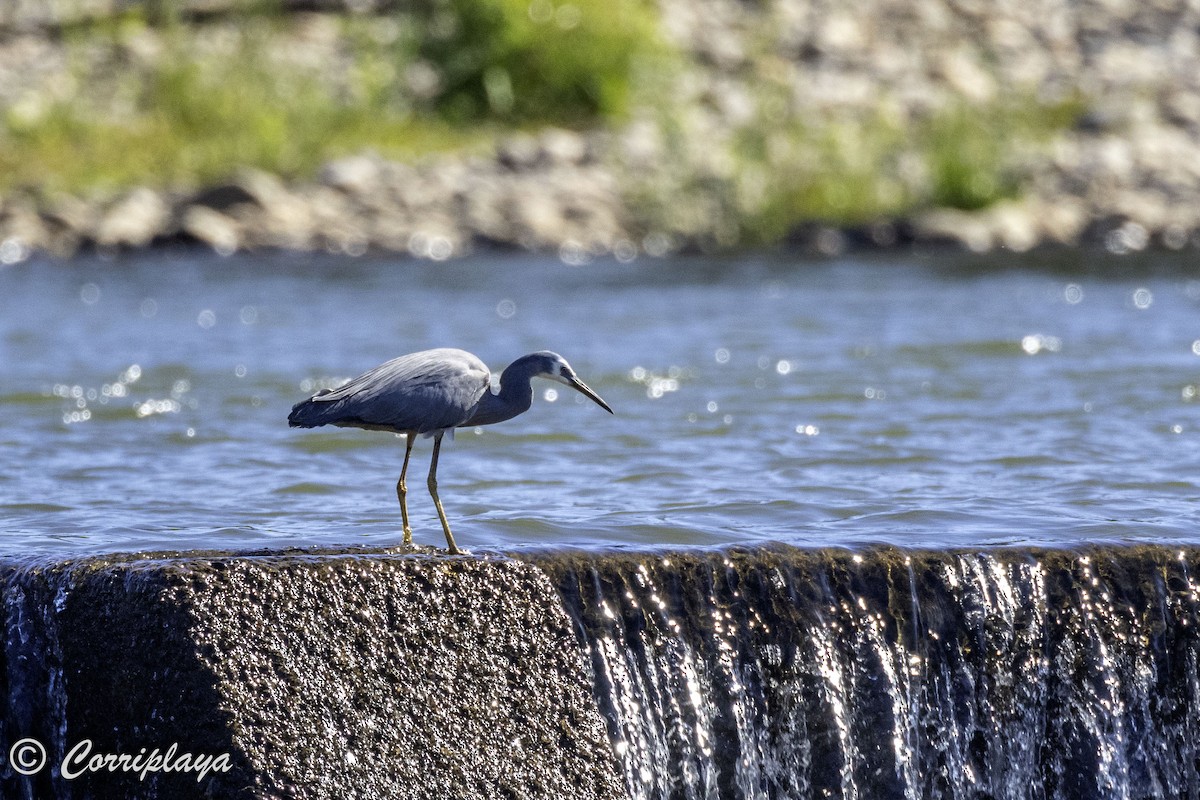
2, 249, 1198, 556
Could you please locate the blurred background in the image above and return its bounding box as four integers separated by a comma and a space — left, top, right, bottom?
1, 0, 1197, 261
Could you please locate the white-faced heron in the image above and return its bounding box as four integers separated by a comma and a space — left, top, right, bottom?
288, 348, 613, 554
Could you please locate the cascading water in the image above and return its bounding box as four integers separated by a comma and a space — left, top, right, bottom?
540, 544, 1200, 800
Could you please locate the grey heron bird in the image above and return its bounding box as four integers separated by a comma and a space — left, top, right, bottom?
288, 348, 612, 554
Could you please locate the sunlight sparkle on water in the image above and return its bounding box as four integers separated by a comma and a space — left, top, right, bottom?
1021, 334, 1062, 355
628, 365, 683, 398
51, 364, 143, 424
136, 399, 182, 418
0, 237, 30, 265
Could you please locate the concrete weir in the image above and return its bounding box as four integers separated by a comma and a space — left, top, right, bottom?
0, 549, 626, 800
3, 543, 1200, 799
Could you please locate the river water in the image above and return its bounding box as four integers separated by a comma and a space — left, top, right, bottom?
2, 249, 1198, 557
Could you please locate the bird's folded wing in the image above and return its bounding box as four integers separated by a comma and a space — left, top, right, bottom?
306, 349, 490, 433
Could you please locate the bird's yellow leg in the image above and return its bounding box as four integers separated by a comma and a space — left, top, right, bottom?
396, 433, 415, 545
427, 433, 460, 555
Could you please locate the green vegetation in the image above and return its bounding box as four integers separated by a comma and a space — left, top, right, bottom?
1, 55, 491, 194
0, 0, 660, 194
647, 93, 1086, 245
415, 0, 659, 123
920, 97, 1083, 212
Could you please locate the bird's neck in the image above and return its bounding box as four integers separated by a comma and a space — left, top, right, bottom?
463, 373, 532, 427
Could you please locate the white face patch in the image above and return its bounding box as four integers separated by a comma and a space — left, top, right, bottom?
543, 358, 575, 385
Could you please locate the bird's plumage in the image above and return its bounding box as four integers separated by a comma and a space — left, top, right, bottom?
288, 347, 612, 554
288, 348, 491, 434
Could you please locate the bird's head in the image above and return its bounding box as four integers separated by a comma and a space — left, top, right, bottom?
530, 351, 614, 414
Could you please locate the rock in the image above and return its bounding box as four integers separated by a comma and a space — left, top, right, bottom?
236, 168, 289, 203
319, 154, 385, 195
1110, 188, 1171, 233
910, 208, 994, 251
816, 13, 866, 54
37, 194, 98, 256
539, 128, 591, 167
40, 193, 96, 235
460, 174, 514, 244
0, 195, 47, 256
496, 133, 542, 171
94, 187, 169, 248
987, 200, 1040, 252
938, 48, 995, 103
237, 170, 317, 250
1034, 196, 1089, 245
180, 206, 242, 255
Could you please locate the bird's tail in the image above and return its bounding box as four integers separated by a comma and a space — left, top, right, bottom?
288, 391, 342, 428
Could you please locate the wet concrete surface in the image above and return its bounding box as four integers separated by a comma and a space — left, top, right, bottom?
1, 546, 625, 800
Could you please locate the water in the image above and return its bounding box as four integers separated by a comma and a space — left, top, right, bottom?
540, 544, 1200, 800
2, 249, 1199, 557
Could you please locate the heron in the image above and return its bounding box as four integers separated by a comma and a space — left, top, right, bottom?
288, 348, 613, 554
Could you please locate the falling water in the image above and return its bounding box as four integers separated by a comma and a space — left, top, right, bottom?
540, 544, 1200, 800
1, 561, 73, 800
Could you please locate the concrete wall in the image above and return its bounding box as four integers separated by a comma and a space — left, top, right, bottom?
1, 548, 625, 799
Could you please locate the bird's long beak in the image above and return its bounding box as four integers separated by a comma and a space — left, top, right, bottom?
568, 376, 613, 414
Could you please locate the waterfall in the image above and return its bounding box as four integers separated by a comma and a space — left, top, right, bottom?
1, 561, 73, 800
539, 544, 1200, 800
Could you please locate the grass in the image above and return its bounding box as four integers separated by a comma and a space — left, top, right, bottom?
415, 0, 660, 123
1, 65, 492, 194
0, 30, 484, 193
920, 97, 1083, 212
0, 0, 660, 194
720, 95, 1086, 244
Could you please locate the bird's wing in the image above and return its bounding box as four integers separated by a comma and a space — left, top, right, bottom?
305, 348, 491, 433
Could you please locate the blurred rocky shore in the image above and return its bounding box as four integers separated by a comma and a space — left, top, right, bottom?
1, 0, 1199, 261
